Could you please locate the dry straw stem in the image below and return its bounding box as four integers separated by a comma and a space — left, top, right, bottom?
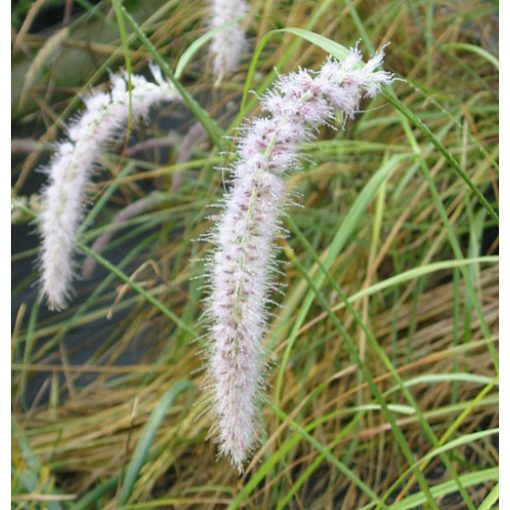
12, 0, 48, 53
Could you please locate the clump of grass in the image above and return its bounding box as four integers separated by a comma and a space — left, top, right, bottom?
11, 0, 498, 509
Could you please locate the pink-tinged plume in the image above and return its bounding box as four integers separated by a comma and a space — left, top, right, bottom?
39, 66, 177, 309
208, 0, 249, 79
205, 46, 393, 470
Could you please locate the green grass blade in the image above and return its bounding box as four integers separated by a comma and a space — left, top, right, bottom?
346, 257, 498, 308
75, 240, 197, 338
343, 0, 498, 223
117, 380, 194, 506
287, 229, 438, 509
238, 27, 350, 123
344, 0, 375, 51
175, 15, 245, 80
275, 154, 406, 403
17, 299, 41, 408
235, 0, 338, 127
34, 231, 158, 361
274, 27, 350, 60
477, 482, 499, 510
12, 419, 65, 510
274, 414, 363, 510
111, 0, 134, 137
117, 3, 225, 149
413, 146, 498, 369
381, 88, 498, 224
71, 475, 119, 510
77, 162, 136, 237
386, 468, 498, 510
383, 373, 495, 396
229, 411, 379, 510
285, 217, 483, 510
269, 405, 381, 508
377, 379, 498, 509
442, 43, 499, 70
421, 428, 499, 461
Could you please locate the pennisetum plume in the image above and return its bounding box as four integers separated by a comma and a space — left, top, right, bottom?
208, 0, 249, 80
204, 45, 393, 470
39, 66, 178, 310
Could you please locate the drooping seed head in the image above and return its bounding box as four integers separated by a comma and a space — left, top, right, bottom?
204, 45, 393, 470
39, 67, 177, 309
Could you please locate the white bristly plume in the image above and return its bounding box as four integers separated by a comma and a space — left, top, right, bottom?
39, 67, 177, 310
205, 46, 393, 470
208, 0, 249, 79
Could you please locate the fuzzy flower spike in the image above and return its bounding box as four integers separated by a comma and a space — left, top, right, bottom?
205, 46, 393, 470
39, 66, 178, 310
208, 0, 249, 80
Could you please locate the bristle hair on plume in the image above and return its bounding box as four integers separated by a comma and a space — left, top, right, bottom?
205, 45, 393, 471
208, 0, 249, 79
39, 66, 178, 310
